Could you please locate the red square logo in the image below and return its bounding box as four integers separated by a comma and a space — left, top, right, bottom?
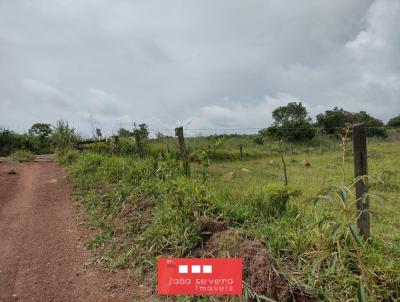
158, 258, 242, 295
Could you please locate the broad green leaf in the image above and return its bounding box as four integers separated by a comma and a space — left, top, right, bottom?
348, 223, 362, 245
312, 253, 330, 275
331, 223, 342, 242
339, 186, 349, 201
243, 287, 249, 301
328, 253, 337, 274
357, 280, 367, 302
368, 193, 385, 206
318, 216, 327, 230
313, 195, 332, 206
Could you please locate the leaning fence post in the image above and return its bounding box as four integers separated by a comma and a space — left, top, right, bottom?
175, 126, 190, 176
239, 144, 243, 161
353, 123, 370, 239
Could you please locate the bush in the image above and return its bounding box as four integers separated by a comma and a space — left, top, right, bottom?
52, 120, 79, 153
0, 128, 51, 156
11, 150, 35, 162
259, 184, 301, 219
56, 149, 80, 165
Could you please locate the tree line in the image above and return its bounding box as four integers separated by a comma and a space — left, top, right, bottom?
1, 105, 399, 156
255, 103, 399, 145
0, 121, 79, 156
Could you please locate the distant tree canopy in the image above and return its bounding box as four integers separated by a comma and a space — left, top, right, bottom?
317, 107, 386, 137
118, 124, 149, 143
265, 102, 315, 142
132, 123, 149, 158
352, 111, 386, 137
316, 107, 354, 134
1, 124, 54, 156
28, 123, 53, 152
155, 131, 165, 139
133, 123, 149, 142
253, 136, 264, 145
28, 123, 52, 138
96, 128, 102, 138
387, 115, 400, 128
118, 128, 133, 138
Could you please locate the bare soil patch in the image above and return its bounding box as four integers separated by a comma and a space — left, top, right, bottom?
0, 159, 149, 301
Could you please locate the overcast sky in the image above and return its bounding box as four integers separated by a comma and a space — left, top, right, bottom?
0, 0, 399, 136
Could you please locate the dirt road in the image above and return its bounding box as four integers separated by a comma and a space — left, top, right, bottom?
0, 157, 143, 301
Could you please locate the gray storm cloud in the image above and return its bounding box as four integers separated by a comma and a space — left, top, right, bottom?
0, 0, 399, 135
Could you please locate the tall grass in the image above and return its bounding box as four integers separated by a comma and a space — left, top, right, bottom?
10, 150, 35, 162
58, 136, 400, 301
52, 120, 79, 154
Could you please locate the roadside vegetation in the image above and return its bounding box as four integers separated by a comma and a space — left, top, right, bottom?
56, 132, 400, 301
10, 150, 35, 162
2, 105, 400, 301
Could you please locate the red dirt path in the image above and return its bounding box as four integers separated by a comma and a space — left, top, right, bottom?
0, 157, 148, 301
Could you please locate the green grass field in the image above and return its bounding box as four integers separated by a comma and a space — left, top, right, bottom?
59, 136, 400, 301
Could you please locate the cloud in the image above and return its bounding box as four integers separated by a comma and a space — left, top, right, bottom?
0, 0, 399, 136
177, 94, 324, 136
22, 78, 70, 108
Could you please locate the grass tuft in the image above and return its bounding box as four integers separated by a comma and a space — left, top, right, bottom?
10, 150, 35, 162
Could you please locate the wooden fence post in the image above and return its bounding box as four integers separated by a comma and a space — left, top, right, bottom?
175, 126, 190, 176
353, 124, 370, 239
269, 146, 273, 158
239, 144, 243, 161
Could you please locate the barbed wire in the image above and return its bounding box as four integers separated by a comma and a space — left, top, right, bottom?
148, 126, 399, 133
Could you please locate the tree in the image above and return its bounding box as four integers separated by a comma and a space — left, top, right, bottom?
317, 108, 387, 137
118, 128, 133, 138
316, 107, 353, 135
133, 123, 149, 158
29, 123, 52, 138
96, 128, 102, 138
272, 102, 308, 124
253, 136, 264, 145
28, 123, 53, 151
155, 131, 165, 139
133, 123, 149, 141
266, 102, 316, 142
387, 115, 400, 128
352, 111, 386, 137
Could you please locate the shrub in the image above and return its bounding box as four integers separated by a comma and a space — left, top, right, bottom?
11, 150, 35, 162
261, 184, 301, 219
56, 149, 80, 165
52, 120, 79, 153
